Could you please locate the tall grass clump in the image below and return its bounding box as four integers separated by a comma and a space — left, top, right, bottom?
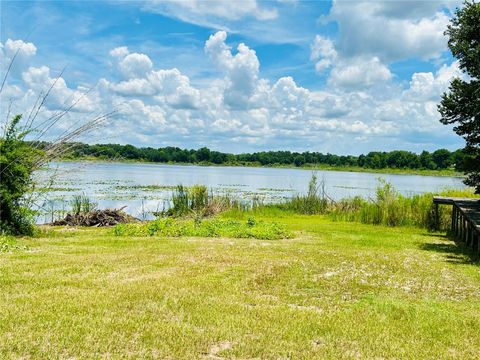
329, 179, 479, 230
70, 194, 97, 214
168, 184, 212, 217
165, 185, 248, 218
280, 173, 329, 214
170, 185, 190, 216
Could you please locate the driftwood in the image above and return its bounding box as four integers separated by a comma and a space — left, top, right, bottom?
51, 208, 139, 227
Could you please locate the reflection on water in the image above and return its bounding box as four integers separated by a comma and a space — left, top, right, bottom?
34, 161, 465, 222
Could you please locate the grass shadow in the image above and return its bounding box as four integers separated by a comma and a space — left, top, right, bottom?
419, 233, 479, 265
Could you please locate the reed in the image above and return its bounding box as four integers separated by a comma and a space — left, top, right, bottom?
223, 174, 479, 231
275, 173, 330, 214
70, 194, 97, 214
70, 175, 479, 232
165, 185, 251, 217
328, 182, 479, 230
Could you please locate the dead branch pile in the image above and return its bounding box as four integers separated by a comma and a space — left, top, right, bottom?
51, 208, 139, 227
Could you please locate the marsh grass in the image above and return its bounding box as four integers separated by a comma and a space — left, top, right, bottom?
70, 194, 97, 214
328, 184, 480, 230
165, 184, 249, 217
45, 175, 480, 232
234, 175, 480, 231
163, 174, 331, 220
276, 173, 330, 214
169, 185, 204, 216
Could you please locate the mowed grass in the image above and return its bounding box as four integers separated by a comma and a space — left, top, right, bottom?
1, 215, 480, 359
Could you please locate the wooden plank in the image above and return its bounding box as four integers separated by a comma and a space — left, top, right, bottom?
455, 201, 480, 231
474, 230, 478, 253
460, 215, 465, 242
477, 231, 480, 255
432, 196, 478, 205
432, 197, 480, 251
451, 206, 456, 233
457, 207, 461, 236
467, 224, 472, 246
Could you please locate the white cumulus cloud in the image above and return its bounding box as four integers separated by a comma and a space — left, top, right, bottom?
205, 31, 260, 109
0, 34, 466, 153
328, 0, 451, 61
328, 56, 392, 89
310, 35, 337, 73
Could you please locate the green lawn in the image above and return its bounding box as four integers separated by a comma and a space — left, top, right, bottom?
1, 215, 480, 359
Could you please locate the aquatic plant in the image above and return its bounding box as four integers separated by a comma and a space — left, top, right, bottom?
70, 194, 97, 214
166, 185, 248, 217
328, 181, 479, 230
275, 173, 329, 214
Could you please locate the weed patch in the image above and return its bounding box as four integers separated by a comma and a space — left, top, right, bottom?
0, 236, 28, 252
113, 217, 291, 240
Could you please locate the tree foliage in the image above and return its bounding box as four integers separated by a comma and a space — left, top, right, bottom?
61, 141, 464, 171
439, 1, 480, 191
0, 115, 40, 235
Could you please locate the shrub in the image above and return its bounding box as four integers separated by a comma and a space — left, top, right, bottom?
0, 115, 41, 235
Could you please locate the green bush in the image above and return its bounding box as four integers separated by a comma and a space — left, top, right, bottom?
0, 115, 40, 235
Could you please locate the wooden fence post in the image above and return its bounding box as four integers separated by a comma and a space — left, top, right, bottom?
452, 206, 456, 234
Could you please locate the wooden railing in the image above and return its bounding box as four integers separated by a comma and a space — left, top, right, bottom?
433, 196, 480, 254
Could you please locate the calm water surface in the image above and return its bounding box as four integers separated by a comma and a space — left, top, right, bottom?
35, 161, 465, 221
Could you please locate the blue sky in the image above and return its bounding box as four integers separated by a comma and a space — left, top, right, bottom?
0, 0, 466, 154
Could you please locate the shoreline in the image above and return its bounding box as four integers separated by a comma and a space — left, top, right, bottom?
58, 157, 464, 178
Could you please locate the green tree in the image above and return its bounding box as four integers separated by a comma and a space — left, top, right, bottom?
432, 149, 452, 169
451, 148, 466, 171
419, 151, 435, 169
439, 1, 480, 191
196, 147, 211, 162
293, 155, 305, 167
0, 115, 40, 235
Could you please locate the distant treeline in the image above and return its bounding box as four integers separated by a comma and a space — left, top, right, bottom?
48, 142, 466, 171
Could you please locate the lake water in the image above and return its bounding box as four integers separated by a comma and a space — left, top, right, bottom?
34, 161, 465, 222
